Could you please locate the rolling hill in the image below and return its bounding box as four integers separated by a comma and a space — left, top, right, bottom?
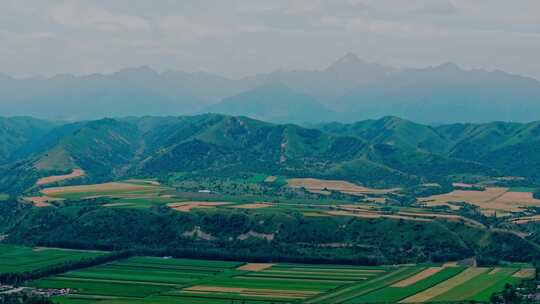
3, 115, 536, 195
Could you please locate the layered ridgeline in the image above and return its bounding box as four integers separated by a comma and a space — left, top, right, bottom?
2, 114, 540, 195
319, 117, 540, 183
1, 54, 540, 123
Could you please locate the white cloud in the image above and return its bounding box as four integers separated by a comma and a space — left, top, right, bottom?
416, 0, 460, 15
0, 0, 539, 79
157, 15, 269, 41
48, 1, 150, 32
344, 16, 450, 39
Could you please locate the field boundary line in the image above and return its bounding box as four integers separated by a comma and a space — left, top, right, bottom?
304, 267, 420, 304
400, 267, 488, 303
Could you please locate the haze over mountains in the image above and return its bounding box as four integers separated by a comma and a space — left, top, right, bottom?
1, 53, 539, 124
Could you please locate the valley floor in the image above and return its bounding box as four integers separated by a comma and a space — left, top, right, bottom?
0, 244, 534, 304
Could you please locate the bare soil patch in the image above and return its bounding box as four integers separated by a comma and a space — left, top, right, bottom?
237, 231, 274, 241
182, 226, 216, 241
23, 196, 63, 207
237, 263, 275, 271
393, 267, 443, 287
168, 201, 230, 212
264, 176, 277, 183
513, 268, 535, 279
36, 169, 85, 186
452, 182, 474, 188
287, 178, 397, 195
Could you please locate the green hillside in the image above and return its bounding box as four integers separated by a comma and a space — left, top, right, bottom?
2, 115, 540, 195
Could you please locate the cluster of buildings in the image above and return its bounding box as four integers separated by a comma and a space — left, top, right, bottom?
0, 284, 71, 297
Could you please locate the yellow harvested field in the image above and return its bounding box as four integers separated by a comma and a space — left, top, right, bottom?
229, 203, 272, 209
421, 200, 461, 211
168, 202, 230, 212
42, 182, 160, 197
337, 205, 484, 228
400, 268, 488, 303
184, 286, 317, 299
443, 262, 459, 267
287, 178, 397, 195
513, 268, 535, 279
396, 211, 484, 228
325, 210, 433, 222
237, 263, 275, 271
393, 267, 443, 287
36, 169, 85, 186
421, 187, 540, 215
264, 176, 277, 183
23, 196, 63, 207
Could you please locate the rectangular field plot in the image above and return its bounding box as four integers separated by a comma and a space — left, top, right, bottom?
29, 258, 531, 304
306, 266, 424, 304
40, 257, 242, 302
0, 245, 105, 274
347, 267, 465, 303
432, 267, 521, 302
399, 267, 531, 303
174, 264, 391, 303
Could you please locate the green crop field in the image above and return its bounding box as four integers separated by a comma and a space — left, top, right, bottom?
19, 255, 533, 304
0, 245, 105, 274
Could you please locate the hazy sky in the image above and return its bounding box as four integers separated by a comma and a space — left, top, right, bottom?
1, 0, 539, 79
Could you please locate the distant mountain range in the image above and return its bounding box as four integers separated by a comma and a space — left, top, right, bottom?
2, 114, 540, 195
1, 53, 540, 123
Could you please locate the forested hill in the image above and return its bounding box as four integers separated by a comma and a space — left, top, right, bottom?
1, 114, 540, 194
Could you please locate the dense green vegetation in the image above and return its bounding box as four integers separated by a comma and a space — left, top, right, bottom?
0, 245, 126, 285
3, 114, 540, 195
2, 114, 540, 303
2, 200, 538, 266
